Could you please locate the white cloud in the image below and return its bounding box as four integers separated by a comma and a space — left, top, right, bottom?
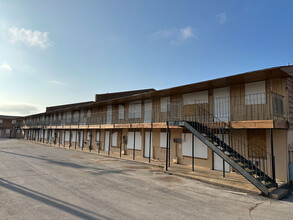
179, 26, 194, 40
49, 80, 67, 85
151, 26, 195, 44
217, 13, 227, 24
0, 103, 41, 116
152, 28, 177, 38
0, 62, 12, 72
9, 27, 51, 49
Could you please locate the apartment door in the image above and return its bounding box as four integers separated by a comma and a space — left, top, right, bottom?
214, 134, 230, 172
79, 131, 83, 148
144, 99, 152, 123
107, 105, 112, 124
213, 87, 230, 121
105, 131, 110, 152
144, 131, 153, 158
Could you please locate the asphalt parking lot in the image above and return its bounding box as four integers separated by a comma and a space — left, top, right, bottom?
0, 139, 293, 220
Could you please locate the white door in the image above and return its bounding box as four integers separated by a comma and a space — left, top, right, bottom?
144, 131, 153, 158
214, 134, 230, 172
79, 131, 83, 148
107, 105, 112, 124
144, 99, 152, 123
213, 87, 230, 121
105, 131, 110, 152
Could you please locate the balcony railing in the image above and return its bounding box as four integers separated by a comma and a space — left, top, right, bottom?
22, 91, 285, 128
168, 92, 285, 122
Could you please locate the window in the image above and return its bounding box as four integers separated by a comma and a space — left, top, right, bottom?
107, 105, 112, 124
66, 112, 72, 122
73, 111, 79, 122
160, 132, 167, 148
12, 120, 16, 124
72, 131, 77, 142
87, 109, 91, 118
96, 131, 100, 141
160, 97, 170, 112
183, 90, 208, 105
112, 131, 118, 147
65, 131, 70, 142
87, 131, 90, 141
128, 101, 141, 118
118, 105, 124, 119
181, 133, 208, 159
127, 132, 141, 150
245, 81, 266, 105
0, 119, 2, 123
6, 129, 10, 134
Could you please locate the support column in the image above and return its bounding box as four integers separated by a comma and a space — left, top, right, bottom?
270, 129, 276, 181
168, 127, 171, 167
108, 130, 111, 156
223, 160, 225, 178
64, 130, 66, 148
98, 130, 101, 154
192, 134, 194, 171
75, 130, 77, 149
133, 130, 136, 160
89, 130, 92, 152
149, 127, 152, 163
166, 122, 169, 171
69, 130, 72, 148
120, 129, 122, 158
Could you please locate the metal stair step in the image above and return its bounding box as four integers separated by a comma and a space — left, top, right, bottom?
256, 176, 265, 182
266, 182, 278, 189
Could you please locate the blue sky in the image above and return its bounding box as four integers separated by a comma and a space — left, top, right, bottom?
0, 0, 293, 116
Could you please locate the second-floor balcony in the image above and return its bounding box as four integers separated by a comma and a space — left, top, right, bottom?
23, 92, 286, 129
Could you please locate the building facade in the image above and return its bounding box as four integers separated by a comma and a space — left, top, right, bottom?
21, 66, 293, 196
0, 115, 23, 138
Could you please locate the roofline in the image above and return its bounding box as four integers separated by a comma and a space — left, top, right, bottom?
23, 65, 293, 118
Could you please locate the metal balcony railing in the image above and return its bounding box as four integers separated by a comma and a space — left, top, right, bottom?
22, 91, 285, 128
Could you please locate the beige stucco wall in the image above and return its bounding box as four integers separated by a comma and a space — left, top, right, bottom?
266, 129, 288, 182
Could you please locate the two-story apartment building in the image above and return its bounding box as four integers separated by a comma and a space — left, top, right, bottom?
0, 115, 23, 138
21, 66, 293, 196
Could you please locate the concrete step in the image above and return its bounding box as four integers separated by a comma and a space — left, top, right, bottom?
269, 188, 289, 200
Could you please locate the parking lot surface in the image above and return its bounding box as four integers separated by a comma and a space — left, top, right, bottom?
0, 139, 293, 220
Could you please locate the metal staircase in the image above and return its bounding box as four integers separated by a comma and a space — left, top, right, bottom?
168, 104, 278, 196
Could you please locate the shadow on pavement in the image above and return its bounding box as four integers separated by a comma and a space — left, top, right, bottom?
0, 178, 111, 220
282, 185, 293, 203
0, 149, 130, 176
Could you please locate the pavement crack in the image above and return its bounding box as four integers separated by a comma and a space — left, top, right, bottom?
249, 202, 263, 219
